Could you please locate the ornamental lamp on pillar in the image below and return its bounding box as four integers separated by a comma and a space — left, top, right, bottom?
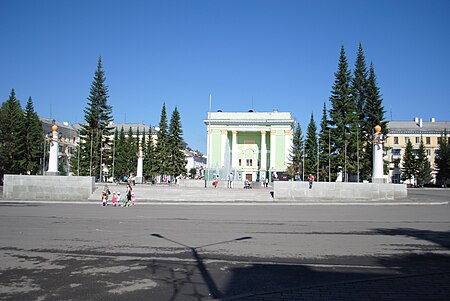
46, 121, 60, 176
135, 146, 144, 184
372, 125, 386, 183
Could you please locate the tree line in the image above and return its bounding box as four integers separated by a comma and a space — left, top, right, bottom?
288, 43, 388, 182
69, 57, 187, 181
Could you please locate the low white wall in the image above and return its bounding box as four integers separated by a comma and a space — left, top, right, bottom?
273, 181, 407, 201
3, 175, 95, 201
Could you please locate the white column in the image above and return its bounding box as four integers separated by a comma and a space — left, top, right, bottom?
136, 146, 144, 183
372, 126, 385, 183
270, 129, 276, 170
47, 124, 59, 173
232, 130, 238, 168
207, 128, 212, 169
260, 131, 267, 170
220, 129, 227, 167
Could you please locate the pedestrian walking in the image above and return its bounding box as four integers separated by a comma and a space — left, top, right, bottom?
125, 184, 132, 206
308, 174, 315, 189
227, 172, 234, 188
112, 192, 117, 206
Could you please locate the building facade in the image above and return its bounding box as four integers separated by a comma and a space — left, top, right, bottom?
204, 111, 296, 182
385, 118, 450, 185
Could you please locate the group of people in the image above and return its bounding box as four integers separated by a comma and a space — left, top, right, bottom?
101, 184, 135, 207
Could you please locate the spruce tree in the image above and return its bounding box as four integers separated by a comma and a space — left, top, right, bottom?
351, 43, 370, 181
364, 62, 388, 180
287, 123, 303, 179
318, 103, 331, 181
435, 130, 449, 187
144, 127, 156, 179
168, 107, 186, 179
0, 89, 25, 175
153, 103, 170, 179
401, 140, 415, 184
114, 126, 127, 180
78, 56, 113, 179
22, 97, 43, 174
416, 137, 432, 186
304, 113, 318, 178
328, 45, 356, 181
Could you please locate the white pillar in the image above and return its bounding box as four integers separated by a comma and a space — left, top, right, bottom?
260, 131, 267, 170
270, 129, 276, 170
220, 129, 227, 167
372, 125, 385, 183
232, 130, 238, 168
136, 146, 144, 184
47, 124, 59, 174
207, 128, 212, 169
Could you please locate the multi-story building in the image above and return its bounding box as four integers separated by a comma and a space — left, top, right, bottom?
40, 117, 79, 175
385, 118, 450, 185
204, 110, 296, 182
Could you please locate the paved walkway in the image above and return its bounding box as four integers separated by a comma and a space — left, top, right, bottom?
228, 271, 450, 301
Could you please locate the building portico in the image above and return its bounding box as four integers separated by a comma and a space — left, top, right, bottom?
204, 111, 296, 182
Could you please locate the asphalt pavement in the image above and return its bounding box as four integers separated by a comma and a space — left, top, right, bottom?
0, 190, 449, 300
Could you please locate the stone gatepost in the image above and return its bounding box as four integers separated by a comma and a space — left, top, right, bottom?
135, 146, 144, 184
46, 121, 60, 176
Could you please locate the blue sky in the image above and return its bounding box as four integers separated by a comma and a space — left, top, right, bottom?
1, 0, 449, 153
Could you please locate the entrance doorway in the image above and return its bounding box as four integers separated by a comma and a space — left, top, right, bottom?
245, 174, 253, 181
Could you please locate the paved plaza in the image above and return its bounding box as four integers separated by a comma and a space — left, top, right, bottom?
0, 188, 449, 300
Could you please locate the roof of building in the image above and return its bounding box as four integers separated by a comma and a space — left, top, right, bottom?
40, 117, 78, 139
387, 120, 450, 134
204, 111, 296, 126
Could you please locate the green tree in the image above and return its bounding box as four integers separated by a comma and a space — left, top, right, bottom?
329, 45, 356, 181
416, 137, 432, 186
125, 127, 137, 176
78, 56, 113, 179
363, 62, 388, 180
153, 103, 170, 179
318, 103, 331, 181
144, 127, 156, 179
21, 97, 43, 174
0, 89, 25, 175
287, 122, 303, 179
401, 140, 415, 184
168, 107, 186, 179
304, 113, 318, 178
435, 130, 449, 187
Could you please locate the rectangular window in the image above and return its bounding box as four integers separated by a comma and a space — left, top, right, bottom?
392, 149, 401, 155
405, 137, 410, 144
415, 137, 420, 144
426, 137, 431, 144
394, 137, 399, 144
394, 162, 399, 168
426, 149, 431, 156
238, 159, 242, 166
246, 159, 253, 166
438, 137, 441, 144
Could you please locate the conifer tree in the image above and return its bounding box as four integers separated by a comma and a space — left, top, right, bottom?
304, 113, 318, 178
21, 97, 43, 174
401, 140, 415, 184
287, 123, 303, 179
78, 56, 113, 178
114, 126, 127, 180
318, 103, 331, 181
144, 127, 156, 179
435, 130, 449, 187
0, 89, 25, 175
329, 45, 356, 181
154, 103, 170, 179
416, 137, 432, 186
125, 127, 136, 176
168, 107, 186, 179
364, 62, 387, 180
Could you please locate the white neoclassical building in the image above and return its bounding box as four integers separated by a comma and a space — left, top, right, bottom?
204, 110, 296, 182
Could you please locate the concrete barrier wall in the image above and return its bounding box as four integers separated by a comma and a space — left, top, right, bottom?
3, 175, 95, 201
273, 181, 407, 201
